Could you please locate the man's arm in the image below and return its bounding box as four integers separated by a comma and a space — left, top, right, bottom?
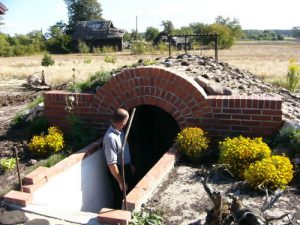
108, 164, 127, 192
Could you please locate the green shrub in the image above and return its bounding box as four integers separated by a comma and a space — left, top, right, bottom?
272, 126, 300, 156
175, 127, 209, 161
78, 41, 90, 53
287, 58, 300, 92
219, 136, 271, 179
67, 115, 97, 150
143, 59, 157, 66
244, 155, 294, 190
27, 95, 44, 110
130, 210, 165, 225
92, 47, 101, 54
101, 45, 115, 53
28, 126, 64, 157
41, 54, 55, 67
131, 42, 153, 54
67, 71, 112, 93
0, 158, 16, 173
29, 116, 49, 136
104, 55, 117, 63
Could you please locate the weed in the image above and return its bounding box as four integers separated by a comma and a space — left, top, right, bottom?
78, 41, 90, 53
130, 209, 165, 225
287, 58, 300, 92
41, 54, 55, 67
0, 158, 16, 173
26, 95, 44, 110
66, 114, 97, 150
101, 45, 115, 53
84, 57, 92, 64
29, 116, 49, 136
104, 55, 117, 64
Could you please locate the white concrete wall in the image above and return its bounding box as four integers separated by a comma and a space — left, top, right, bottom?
32, 149, 113, 213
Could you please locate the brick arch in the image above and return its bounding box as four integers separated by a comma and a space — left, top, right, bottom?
94, 67, 208, 128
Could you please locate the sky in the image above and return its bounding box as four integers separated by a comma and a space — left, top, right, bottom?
1, 0, 300, 36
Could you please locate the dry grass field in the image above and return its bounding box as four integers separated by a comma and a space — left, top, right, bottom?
0, 40, 299, 86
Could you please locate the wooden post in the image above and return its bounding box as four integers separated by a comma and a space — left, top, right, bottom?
168, 36, 171, 57
184, 35, 187, 54
14, 146, 23, 192
215, 35, 218, 61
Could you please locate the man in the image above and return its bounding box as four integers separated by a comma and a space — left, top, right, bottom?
103, 108, 135, 209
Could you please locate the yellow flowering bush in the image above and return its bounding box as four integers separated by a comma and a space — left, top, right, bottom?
175, 127, 209, 161
219, 136, 271, 179
29, 126, 64, 157
244, 155, 294, 190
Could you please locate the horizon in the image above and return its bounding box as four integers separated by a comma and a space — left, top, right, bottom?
1, 0, 299, 36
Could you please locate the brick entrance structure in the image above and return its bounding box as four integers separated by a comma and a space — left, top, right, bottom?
45, 67, 282, 137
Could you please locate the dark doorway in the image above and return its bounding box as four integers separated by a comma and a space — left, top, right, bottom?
128, 105, 180, 184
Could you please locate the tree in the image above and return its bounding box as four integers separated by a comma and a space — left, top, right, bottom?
145, 26, 159, 42
175, 26, 194, 35
161, 20, 174, 35
45, 21, 71, 53
292, 26, 300, 38
215, 16, 244, 40
64, 0, 103, 33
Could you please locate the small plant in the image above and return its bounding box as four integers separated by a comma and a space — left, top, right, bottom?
29, 116, 49, 136
131, 42, 148, 54
219, 136, 271, 179
83, 57, 92, 64
78, 40, 90, 53
175, 127, 209, 161
104, 54, 117, 63
27, 95, 44, 110
130, 210, 165, 225
92, 47, 101, 54
287, 58, 300, 92
101, 45, 115, 53
244, 155, 294, 190
272, 126, 300, 156
66, 115, 97, 150
41, 54, 55, 67
28, 126, 64, 157
0, 158, 16, 173
143, 59, 157, 66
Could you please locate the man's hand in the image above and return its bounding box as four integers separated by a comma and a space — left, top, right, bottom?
118, 181, 128, 192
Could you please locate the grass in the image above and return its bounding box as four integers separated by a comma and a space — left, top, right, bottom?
0, 40, 300, 86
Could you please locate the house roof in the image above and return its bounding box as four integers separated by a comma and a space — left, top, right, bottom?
72, 20, 125, 41
0, 2, 7, 15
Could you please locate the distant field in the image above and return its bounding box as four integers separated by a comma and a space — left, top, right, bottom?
0, 40, 299, 85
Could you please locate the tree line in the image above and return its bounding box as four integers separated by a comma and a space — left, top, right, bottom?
0, 0, 298, 57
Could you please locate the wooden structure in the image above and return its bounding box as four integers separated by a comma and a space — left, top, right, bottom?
72, 20, 125, 51
168, 34, 219, 60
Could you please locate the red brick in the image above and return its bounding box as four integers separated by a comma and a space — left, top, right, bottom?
232, 114, 251, 120
23, 166, 48, 185
214, 114, 231, 119
252, 115, 272, 121
23, 177, 47, 193
222, 109, 242, 114
98, 208, 131, 225
262, 110, 282, 116
4, 190, 33, 207
242, 109, 262, 115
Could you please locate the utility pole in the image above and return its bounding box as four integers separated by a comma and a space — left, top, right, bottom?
135, 15, 138, 41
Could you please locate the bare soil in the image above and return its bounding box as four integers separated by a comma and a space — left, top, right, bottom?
145, 163, 300, 225
0, 79, 39, 196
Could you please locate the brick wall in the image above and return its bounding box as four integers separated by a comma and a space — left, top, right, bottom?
44, 67, 282, 137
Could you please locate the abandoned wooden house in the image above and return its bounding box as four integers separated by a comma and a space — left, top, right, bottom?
0, 2, 7, 15
72, 20, 125, 51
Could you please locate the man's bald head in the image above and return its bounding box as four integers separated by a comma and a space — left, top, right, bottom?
112, 108, 129, 123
